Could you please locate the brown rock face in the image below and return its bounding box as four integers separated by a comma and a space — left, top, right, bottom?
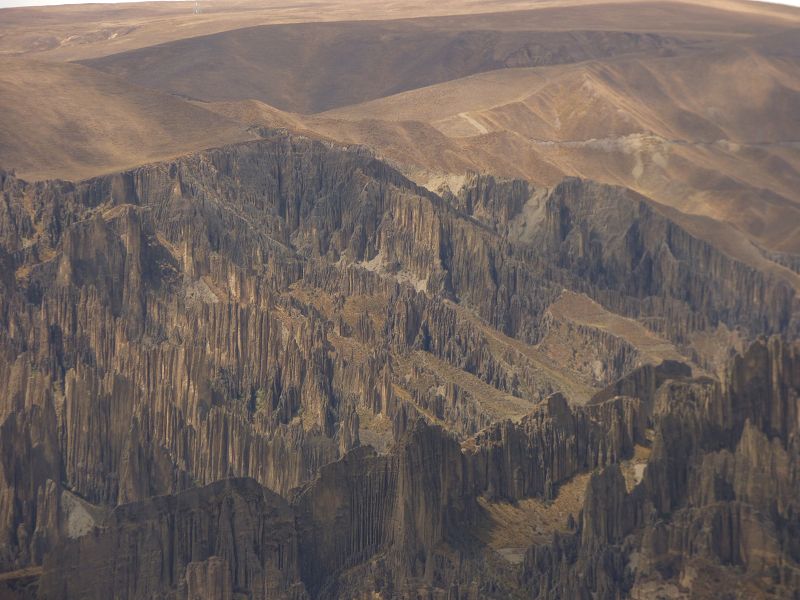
471, 393, 643, 502
38, 478, 307, 600
293, 420, 479, 597
185, 557, 233, 600
522, 337, 800, 599
0, 132, 797, 598
539, 178, 798, 344
589, 359, 693, 421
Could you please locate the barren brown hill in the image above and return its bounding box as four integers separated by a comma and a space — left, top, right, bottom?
0, 58, 254, 180
67, 1, 800, 113
80, 21, 705, 113
2, 0, 798, 62
201, 98, 569, 185
309, 40, 800, 256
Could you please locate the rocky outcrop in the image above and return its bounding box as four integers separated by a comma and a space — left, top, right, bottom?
1, 132, 797, 598
32, 420, 475, 599
294, 418, 482, 597
522, 464, 638, 599
451, 173, 529, 233
471, 393, 643, 501
537, 310, 642, 387
521, 337, 800, 599
538, 178, 798, 343
589, 359, 693, 421
0, 357, 61, 571
38, 478, 307, 600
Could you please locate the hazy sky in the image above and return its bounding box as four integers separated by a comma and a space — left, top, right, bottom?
1, 0, 799, 6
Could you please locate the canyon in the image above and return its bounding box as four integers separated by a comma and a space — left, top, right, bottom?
0, 1, 798, 598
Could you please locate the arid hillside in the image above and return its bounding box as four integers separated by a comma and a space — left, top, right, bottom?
0, 58, 253, 180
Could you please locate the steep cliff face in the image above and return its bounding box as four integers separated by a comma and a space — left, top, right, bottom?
471, 393, 643, 502
537, 311, 642, 388
0, 358, 61, 571
30, 399, 644, 598
521, 337, 800, 599
38, 478, 308, 600
294, 419, 480, 597
589, 359, 693, 421
28, 339, 796, 599
537, 179, 799, 344
0, 132, 796, 598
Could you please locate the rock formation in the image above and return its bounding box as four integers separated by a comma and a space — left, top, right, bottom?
0, 132, 797, 598
38, 478, 307, 600
521, 337, 800, 599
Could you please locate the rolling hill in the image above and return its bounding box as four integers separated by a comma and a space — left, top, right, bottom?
0, 57, 254, 180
